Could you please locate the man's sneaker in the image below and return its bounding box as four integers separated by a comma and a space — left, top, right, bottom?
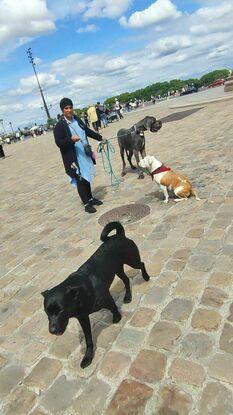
85, 204, 97, 213
90, 198, 103, 206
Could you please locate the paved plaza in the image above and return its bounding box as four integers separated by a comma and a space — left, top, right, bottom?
0, 95, 233, 414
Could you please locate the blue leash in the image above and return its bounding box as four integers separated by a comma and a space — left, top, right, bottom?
97, 140, 121, 189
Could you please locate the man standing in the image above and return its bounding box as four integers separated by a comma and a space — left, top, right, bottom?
87, 105, 99, 131
115, 98, 124, 119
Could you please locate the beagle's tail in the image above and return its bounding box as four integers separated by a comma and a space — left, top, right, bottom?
100, 221, 125, 242
191, 188, 201, 200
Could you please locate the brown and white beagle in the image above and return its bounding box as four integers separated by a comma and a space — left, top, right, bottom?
139, 155, 200, 203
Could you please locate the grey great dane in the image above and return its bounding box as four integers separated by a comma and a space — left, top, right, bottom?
117, 116, 162, 178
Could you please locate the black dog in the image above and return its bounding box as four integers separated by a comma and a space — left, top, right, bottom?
117, 116, 162, 179
42, 222, 150, 368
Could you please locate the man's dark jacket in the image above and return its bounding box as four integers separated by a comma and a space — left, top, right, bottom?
53, 115, 102, 178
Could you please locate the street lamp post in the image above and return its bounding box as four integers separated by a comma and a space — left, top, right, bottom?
9, 122, 14, 135
26, 48, 51, 120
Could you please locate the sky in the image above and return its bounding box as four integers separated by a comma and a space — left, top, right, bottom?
0, 0, 232, 130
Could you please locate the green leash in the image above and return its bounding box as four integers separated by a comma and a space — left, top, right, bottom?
97, 140, 121, 189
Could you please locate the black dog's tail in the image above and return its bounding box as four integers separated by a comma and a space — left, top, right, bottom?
100, 221, 125, 242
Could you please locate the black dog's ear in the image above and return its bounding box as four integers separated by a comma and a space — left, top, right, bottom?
41, 290, 49, 298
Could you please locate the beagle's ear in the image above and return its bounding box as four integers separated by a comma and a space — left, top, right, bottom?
41, 290, 49, 298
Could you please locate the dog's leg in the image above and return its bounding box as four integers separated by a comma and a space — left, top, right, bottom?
120, 146, 126, 176
140, 147, 146, 159
127, 150, 136, 170
191, 188, 201, 200
104, 294, 122, 323
160, 185, 169, 203
117, 267, 132, 303
133, 149, 144, 179
77, 315, 94, 368
125, 246, 150, 281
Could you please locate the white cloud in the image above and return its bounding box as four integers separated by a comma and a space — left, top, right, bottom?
47, 0, 86, 20
77, 24, 99, 33
190, 1, 233, 36
8, 73, 60, 96
83, 0, 133, 20
0, 0, 55, 60
120, 0, 181, 28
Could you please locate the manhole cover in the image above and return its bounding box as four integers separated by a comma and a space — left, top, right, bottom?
98, 203, 150, 226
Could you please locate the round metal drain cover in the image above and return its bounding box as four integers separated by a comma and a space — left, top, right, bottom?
98, 203, 150, 226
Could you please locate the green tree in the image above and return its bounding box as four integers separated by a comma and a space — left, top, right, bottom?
200, 69, 229, 86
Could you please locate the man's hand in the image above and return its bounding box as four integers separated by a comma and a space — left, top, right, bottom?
71, 135, 81, 142
101, 137, 107, 145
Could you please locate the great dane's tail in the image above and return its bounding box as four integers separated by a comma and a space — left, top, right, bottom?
100, 221, 125, 242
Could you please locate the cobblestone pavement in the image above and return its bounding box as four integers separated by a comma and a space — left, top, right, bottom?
0, 98, 233, 415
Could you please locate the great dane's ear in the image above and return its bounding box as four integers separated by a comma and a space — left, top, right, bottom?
41, 290, 49, 298
66, 286, 80, 300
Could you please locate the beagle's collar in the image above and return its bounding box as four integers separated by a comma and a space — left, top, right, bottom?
150, 164, 171, 180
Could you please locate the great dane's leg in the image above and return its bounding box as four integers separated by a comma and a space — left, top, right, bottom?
127, 149, 136, 170
120, 146, 126, 176
140, 147, 146, 159
133, 149, 144, 179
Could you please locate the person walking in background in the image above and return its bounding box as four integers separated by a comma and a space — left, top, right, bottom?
115, 98, 124, 119
82, 112, 89, 127
96, 102, 108, 128
87, 104, 99, 131
95, 103, 102, 130
54, 98, 106, 214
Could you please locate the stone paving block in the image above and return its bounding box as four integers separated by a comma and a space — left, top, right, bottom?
191, 308, 221, 331
49, 331, 80, 359
3, 385, 36, 415
113, 327, 145, 353
41, 375, 80, 413
172, 248, 192, 260
95, 323, 122, 348
180, 332, 214, 358
0, 365, 25, 398
196, 240, 222, 255
186, 228, 204, 238
148, 320, 181, 351
154, 270, 178, 287
198, 381, 233, 415
161, 298, 193, 322
129, 307, 156, 328
156, 384, 193, 415
188, 254, 215, 271
24, 357, 62, 390
129, 349, 167, 383
99, 351, 131, 378
201, 286, 228, 308
73, 377, 110, 415
141, 286, 168, 307
165, 259, 186, 272
173, 278, 204, 297
219, 323, 233, 354
208, 271, 233, 288
169, 357, 205, 386
106, 379, 153, 415
209, 353, 233, 384
0, 355, 7, 369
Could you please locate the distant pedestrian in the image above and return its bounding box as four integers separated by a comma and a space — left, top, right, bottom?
96, 102, 108, 128
115, 98, 123, 119
87, 105, 99, 131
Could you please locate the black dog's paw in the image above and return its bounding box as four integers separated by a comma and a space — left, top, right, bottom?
143, 273, 150, 281
80, 353, 93, 369
138, 174, 145, 179
124, 293, 132, 303
113, 312, 122, 323
131, 165, 137, 170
